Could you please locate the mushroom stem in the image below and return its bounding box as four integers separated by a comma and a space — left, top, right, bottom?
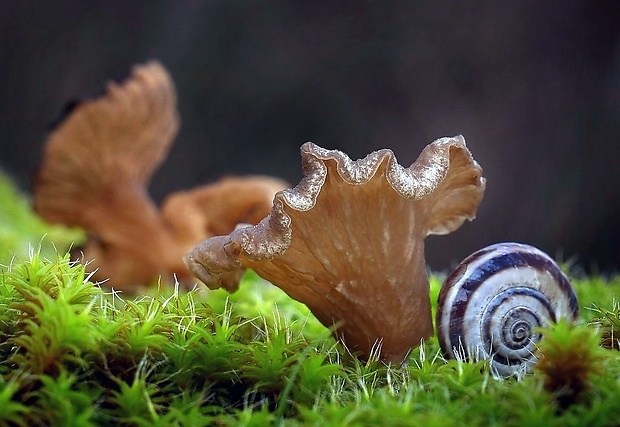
302, 242, 433, 363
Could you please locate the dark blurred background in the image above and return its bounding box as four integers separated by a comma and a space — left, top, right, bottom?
1, 1, 619, 274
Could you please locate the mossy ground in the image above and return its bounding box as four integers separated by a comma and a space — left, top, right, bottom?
1, 171, 619, 426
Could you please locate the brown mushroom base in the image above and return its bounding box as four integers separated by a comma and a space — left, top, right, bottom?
291, 263, 433, 363
242, 176, 433, 362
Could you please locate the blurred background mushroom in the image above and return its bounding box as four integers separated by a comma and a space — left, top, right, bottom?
1, 0, 619, 274
33, 61, 286, 290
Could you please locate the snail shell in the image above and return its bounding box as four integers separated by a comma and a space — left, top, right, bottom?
436, 242, 579, 377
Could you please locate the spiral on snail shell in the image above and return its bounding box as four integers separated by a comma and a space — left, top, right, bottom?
436, 242, 579, 377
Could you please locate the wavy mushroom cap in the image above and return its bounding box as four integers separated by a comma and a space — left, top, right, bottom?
185, 136, 485, 363
35, 61, 179, 226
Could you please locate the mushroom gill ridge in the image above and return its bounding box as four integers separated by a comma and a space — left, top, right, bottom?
185, 135, 485, 363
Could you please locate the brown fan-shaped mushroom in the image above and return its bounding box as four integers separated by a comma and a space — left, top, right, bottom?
34, 61, 286, 290
184, 137, 485, 363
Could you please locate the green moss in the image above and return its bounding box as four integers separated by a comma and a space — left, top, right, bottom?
0, 172, 84, 265
1, 173, 620, 426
